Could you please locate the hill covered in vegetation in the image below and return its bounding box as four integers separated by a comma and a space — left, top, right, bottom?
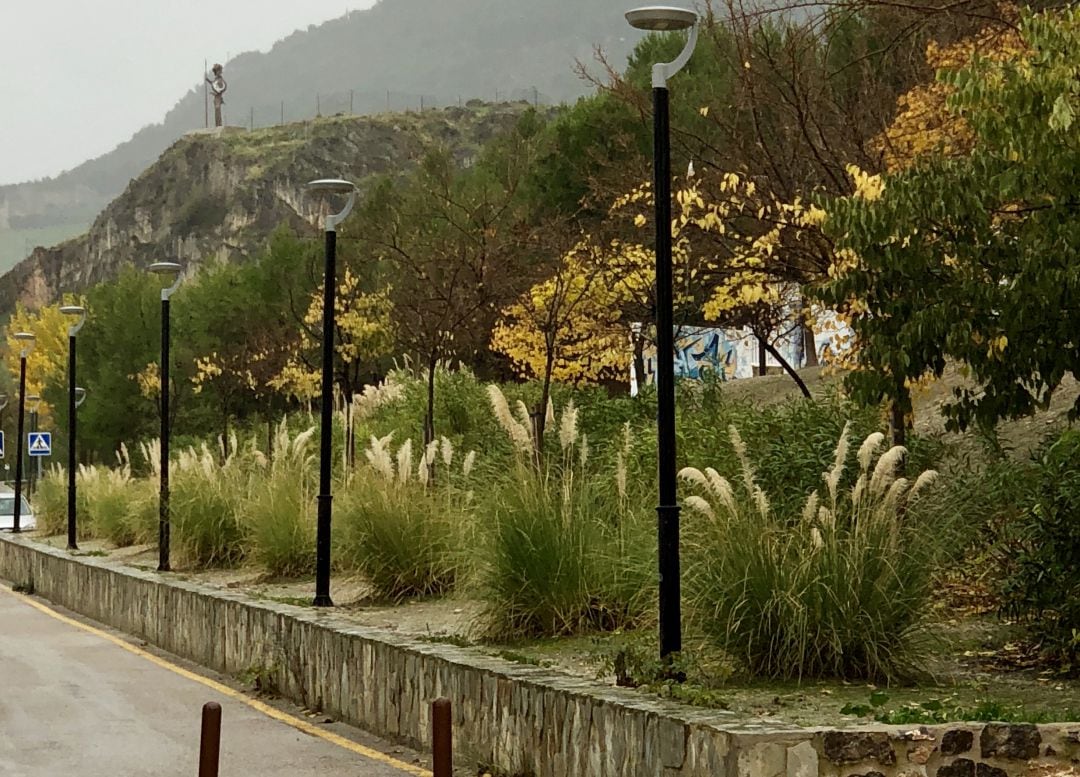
0, 0, 635, 271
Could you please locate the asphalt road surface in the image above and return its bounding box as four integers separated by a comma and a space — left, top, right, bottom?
0, 586, 429, 777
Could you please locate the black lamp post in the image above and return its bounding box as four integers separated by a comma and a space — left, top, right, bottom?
305, 177, 357, 608
0, 394, 8, 477
12, 332, 34, 533
60, 305, 87, 550
625, 5, 699, 661
26, 394, 40, 498
149, 261, 182, 572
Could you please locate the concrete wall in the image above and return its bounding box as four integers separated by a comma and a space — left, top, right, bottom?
2, 535, 1077, 777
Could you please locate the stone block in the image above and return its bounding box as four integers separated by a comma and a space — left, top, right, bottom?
659, 718, 687, 769
823, 732, 896, 766
980, 725, 1042, 760
738, 741, 787, 777
937, 759, 975, 777
941, 731, 975, 756
787, 740, 818, 777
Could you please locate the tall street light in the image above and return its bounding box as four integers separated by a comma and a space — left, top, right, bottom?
306, 177, 357, 607
0, 393, 8, 470
26, 394, 40, 497
12, 332, 34, 533
626, 5, 699, 661
61, 305, 87, 550
149, 261, 183, 572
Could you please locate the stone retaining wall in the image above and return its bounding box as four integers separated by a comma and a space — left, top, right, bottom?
2, 534, 1077, 777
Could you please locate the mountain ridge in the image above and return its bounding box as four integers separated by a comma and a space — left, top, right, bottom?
0, 0, 634, 270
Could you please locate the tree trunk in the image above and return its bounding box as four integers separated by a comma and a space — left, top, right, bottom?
222, 412, 230, 463
533, 348, 556, 470
267, 412, 274, 463
632, 332, 646, 395
802, 324, 819, 368
757, 336, 768, 376
761, 338, 812, 399
424, 357, 437, 485
890, 398, 907, 448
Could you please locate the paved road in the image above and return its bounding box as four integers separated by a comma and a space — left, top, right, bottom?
0, 587, 428, 776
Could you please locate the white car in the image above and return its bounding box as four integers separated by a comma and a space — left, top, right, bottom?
0, 491, 35, 531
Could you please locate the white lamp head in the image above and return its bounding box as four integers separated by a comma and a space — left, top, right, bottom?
14, 332, 34, 358
149, 261, 183, 300
306, 178, 357, 196
26, 393, 40, 411
60, 304, 88, 336
148, 261, 182, 277
306, 178, 358, 232
0, 394, 8, 411
75, 387, 88, 408
625, 5, 698, 31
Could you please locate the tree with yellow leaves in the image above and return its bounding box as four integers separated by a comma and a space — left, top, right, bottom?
4, 297, 85, 420
270, 268, 395, 402
491, 230, 622, 458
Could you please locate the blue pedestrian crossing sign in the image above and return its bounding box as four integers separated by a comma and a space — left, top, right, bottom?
28, 432, 51, 457
0, 431, 5, 459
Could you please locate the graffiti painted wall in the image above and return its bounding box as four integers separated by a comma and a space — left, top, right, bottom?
630, 315, 851, 395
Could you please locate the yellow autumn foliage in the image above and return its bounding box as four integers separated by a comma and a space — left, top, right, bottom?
877, 18, 1027, 171
4, 298, 84, 414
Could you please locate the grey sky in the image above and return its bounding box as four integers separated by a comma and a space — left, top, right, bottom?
0, 0, 377, 185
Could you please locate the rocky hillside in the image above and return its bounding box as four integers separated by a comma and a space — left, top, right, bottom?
0, 0, 636, 271
0, 103, 531, 314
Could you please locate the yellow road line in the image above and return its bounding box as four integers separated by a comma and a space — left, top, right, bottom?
1, 584, 431, 777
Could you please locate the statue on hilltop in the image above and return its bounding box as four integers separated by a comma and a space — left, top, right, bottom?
205, 64, 228, 127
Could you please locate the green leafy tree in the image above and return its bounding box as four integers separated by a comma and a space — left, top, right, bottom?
821, 8, 1080, 433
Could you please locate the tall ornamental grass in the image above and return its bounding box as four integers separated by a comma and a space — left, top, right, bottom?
241, 423, 317, 577
480, 389, 654, 639
337, 434, 471, 601
82, 445, 157, 546
682, 423, 947, 681
33, 466, 69, 536
169, 435, 248, 568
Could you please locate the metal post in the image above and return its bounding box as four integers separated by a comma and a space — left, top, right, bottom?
198, 702, 222, 777
13, 357, 26, 533
67, 333, 78, 549
314, 228, 336, 607
28, 409, 37, 497
159, 295, 171, 572
432, 698, 452, 777
653, 83, 682, 660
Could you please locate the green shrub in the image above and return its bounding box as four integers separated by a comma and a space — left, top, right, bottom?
479, 389, 653, 639
241, 424, 316, 578
337, 436, 466, 601
33, 466, 68, 535
170, 443, 247, 568
999, 430, 1080, 671
81, 454, 156, 547
684, 423, 949, 681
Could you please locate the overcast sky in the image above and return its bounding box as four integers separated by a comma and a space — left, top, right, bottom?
0, 0, 378, 185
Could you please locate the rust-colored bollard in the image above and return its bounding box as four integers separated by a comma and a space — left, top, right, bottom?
198, 702, 222, 777
432, 697, 452, 777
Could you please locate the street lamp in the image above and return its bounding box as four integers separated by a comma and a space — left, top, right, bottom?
75, 387, 88, 408
305, 177, 357, 607
61, 304, 87, 550
149, 261, 183, 572
626, 5, 699, 661
12, 332, 34, 532
26, 394, 40, 498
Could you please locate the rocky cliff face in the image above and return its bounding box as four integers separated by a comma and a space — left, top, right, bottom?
0, 103, 529, 314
